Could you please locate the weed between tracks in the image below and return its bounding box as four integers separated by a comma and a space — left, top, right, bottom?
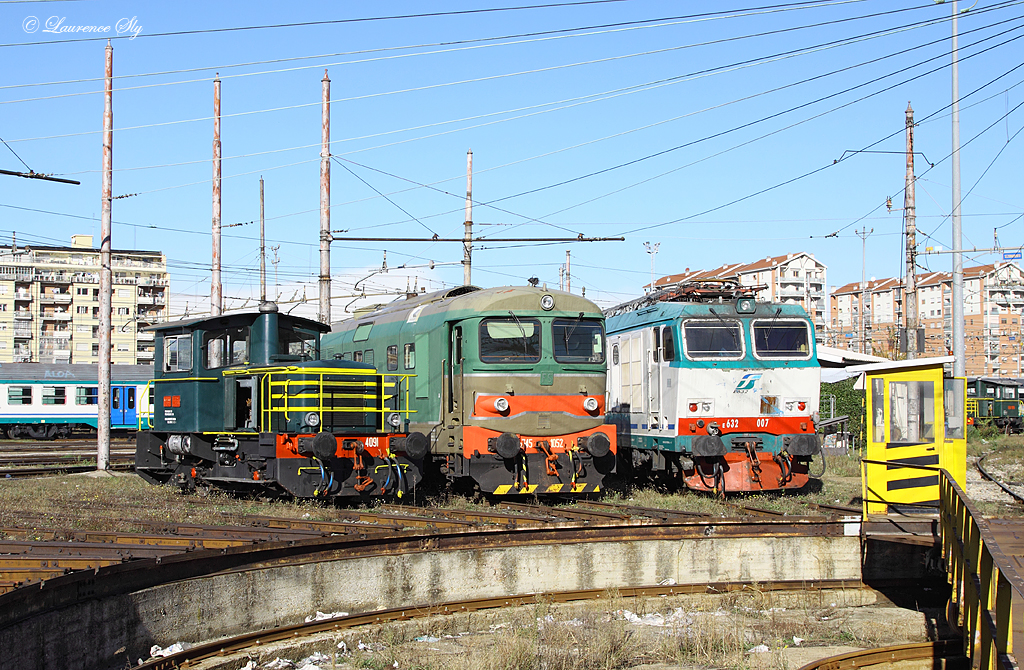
234, 588, 938, 670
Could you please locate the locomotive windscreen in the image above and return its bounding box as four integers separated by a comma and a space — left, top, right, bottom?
479, 318, 541, 363
553, 318, 605, 363
752, 320, 811, 358
682, 320, 742, 358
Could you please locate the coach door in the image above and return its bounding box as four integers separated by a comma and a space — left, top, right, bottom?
110, 385, 137, 428
653, 324, 676, 432
448, 324, 464, 425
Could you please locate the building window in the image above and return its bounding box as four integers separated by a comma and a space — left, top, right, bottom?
76, 287, 89, 296
8, 386, 31, 405
43, 386, 67, 405
117, 307, 130, 316
76, 306, 89, 314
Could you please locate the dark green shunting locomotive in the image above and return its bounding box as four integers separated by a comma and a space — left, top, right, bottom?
966, 376, 1022, 433
135, 302, 421, 498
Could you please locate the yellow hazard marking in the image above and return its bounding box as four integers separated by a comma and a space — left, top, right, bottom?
493, 485, 512, 495
546, 484, 565, 493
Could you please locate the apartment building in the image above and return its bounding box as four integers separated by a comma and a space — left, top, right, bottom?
652, 252, 828, 335
0, 235, 169, 365
829, 262, 1024, 376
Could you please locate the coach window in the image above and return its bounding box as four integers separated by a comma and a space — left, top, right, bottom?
8, 386, 31, 405
364, 349, 375, 367
164, 334, 193, 372
751, 319, 811, 359
553, 318, 604, 364
682, 320, 743, 359
479, 317, 541, 363
204, 326, 250, 369
43, 386, 66, 405
353, 322, 374, 342
387, 345, 399, 371
353, 351, 363, 362
612, 343, 619, 365
76, 386, 99, 405
404, 343, 416, 369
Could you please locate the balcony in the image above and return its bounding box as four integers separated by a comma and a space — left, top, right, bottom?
137, 330, 155, 342
14, 311, 32, 321
35, 273, 71, 284
41, 312, 71, 321
13, 291, 31, 300
136, 349, 154, 360
39, 293, 72, 304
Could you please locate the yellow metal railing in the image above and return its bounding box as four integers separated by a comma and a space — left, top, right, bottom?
251, 367, 415, 433
966, 398, 978, 417
862, 457, 1023, 668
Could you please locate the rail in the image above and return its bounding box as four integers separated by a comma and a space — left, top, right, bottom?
861, 457, 1022, 669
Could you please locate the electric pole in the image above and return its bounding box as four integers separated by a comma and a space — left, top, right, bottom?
463, 150, 473, 286
644, 242, 660, 293
857, 228, 874, 354
905, 102, 918, 359
319, 70, 331, 324
951, 0, 966, 377
211, 74, 222, 317
566, 250, 571, 294
260, 177, 266, 303
98, 40, 113, 471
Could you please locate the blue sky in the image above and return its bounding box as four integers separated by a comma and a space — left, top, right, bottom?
1, 0, 1022, 317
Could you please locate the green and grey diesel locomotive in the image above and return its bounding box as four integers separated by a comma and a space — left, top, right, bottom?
321, 285, 616, 495
135, 302, 421, 499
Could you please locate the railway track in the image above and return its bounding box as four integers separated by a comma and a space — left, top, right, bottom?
976, 453, 1024, 504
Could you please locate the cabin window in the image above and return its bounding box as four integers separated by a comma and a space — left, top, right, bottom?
76, 386, 99, 405
387, 345, 398, 371
751, 320, 811, 359
8, 386, 31, 405
552, 318, 605, 364
204, 326, 249, 369
164, 334, 193, 372
42, 386, 66, 405
889, 381, 935, 443
944, 378, 965, 440
479, 318, 541, 363
404, 343, 416, 369
353, 322, 373, 342
682, 320, 743, 359
662, 326, 676, 361
280, 328, 317, 360
871, 378, 885, 443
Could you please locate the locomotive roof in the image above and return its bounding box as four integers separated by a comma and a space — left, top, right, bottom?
606, 299, 812, 332
331, 285, 602, 330
144, 310, 329, 334
0, 363, 153, 382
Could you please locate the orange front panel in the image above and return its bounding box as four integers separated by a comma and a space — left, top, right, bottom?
462, 424, 615, 458
472, 394, 603, 419
275, 434, 393, 459
677, 416, 814, 436
684, 452, 810, 492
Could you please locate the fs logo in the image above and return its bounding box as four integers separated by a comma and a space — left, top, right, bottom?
733, 373, 762, 393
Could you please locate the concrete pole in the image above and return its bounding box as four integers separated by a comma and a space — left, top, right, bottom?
98, 40, 113, 471
905, 102, 918, 360
857, 228, 873, 354
319, 70, 331, 324
566, 250, 571, 294
260, 177, 266, 303
951, 0, 966, 377
211, 74, 222, 317
463, 150, 473, 286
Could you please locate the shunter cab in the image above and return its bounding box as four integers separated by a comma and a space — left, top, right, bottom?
135, 302, 420, 498
965, 377, 1022, 433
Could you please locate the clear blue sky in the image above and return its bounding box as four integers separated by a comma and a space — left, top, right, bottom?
2, 0, 1022, 316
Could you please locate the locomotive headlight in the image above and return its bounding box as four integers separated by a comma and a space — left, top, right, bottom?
540, 294, 555, 311
583, 397, 599, 412
494, 397, 510, 413
305, 412, 321, 427
387, 412, 402, 428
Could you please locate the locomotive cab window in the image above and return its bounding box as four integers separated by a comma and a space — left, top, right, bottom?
479, 317, 541, 363
164, 334, 193, 373
751, 319, 811, 359
661, 326, 675, 361
204, 326, 250, 369
279, 327, 317, 361
552, 318, 604, 363
682, 320, 743, 359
